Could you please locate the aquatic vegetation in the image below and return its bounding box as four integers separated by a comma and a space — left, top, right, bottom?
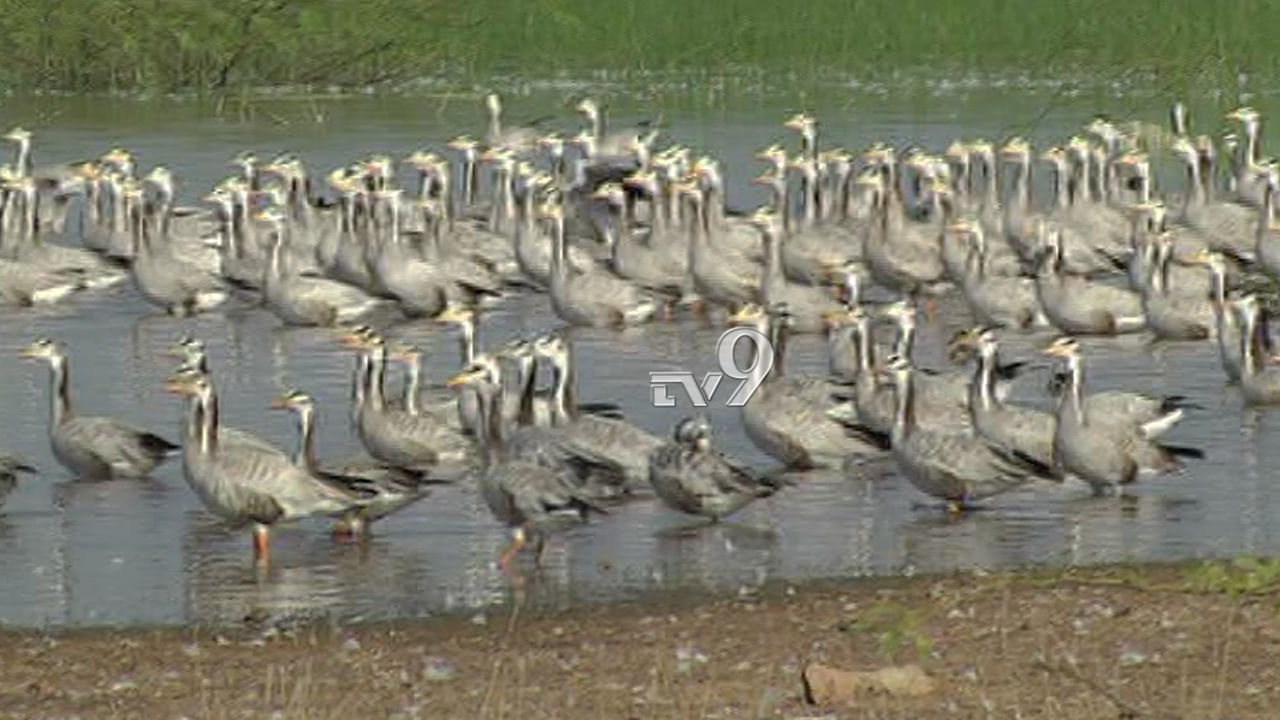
0, 0, 1275, 93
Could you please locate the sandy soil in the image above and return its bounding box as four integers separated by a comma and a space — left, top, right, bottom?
1, 562, 1278, 719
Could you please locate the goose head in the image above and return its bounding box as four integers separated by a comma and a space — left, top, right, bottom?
18, 337, 65, 363
269, 388, 315, 413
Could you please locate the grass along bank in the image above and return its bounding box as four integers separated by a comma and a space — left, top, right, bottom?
3, 559, 1280, 718
0, 1, 1275, 94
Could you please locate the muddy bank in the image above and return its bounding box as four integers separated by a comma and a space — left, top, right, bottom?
1, 562, 1277, 719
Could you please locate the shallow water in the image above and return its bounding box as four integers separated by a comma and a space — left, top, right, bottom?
0, 87, 1273, 628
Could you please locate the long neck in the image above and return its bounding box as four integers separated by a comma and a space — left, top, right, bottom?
267, 233, 285, 284
801, 172, 818, 228
517, 357, 537, 425
368, 347, 387, 411
550, 214, 566, 281
1051, 165, 1068, 209
1064, 354, 1085, 424
402, 357, 421, 415
293, 406, 319, 471
1246, 120, 1261, 167
198, 387, 220, 457
770, 317, 789, 379
762, 230, 783, 280
891, 371, 915, 444
462, 153, 476, 208
855, 320, 873, 371
893, 319, 916, 360
352, 352, 369, 413
1184, 157, 1205, 213
1210, 265, 1227, 307
1017, 159, 1031, 208
48, 356, 71, 426
589, 111, 602, 142
973, 350, 998, 411
488, 106, 501, 144
549, 356, 572, 423
1241, 307, 1261, 376
15, 138, 31, 178
459, 321, 476, 365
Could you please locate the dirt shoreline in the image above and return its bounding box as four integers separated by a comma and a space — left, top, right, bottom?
2, 561, 1278, 719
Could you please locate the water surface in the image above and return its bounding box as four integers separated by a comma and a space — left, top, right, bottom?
0, 86, 1271, 628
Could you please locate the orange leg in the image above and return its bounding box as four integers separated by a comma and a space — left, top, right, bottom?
252, 524, 270, 564
497, 527, 528, 574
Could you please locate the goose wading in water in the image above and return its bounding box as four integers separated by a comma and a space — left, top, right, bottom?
955, 327, 1061, 478
123, 181, 229, 316
21, 338, 178, 480
270, 389, 433, 536
730, 302, 881, 468
530, 333, 663, 493
446, 361, 607, 572
163, 367, 373, 562
648, 416, 788, 522
1041, 336, 1203, 493
541, 197, 658, 327
880, 355, 1056, 512
337, 326, 472, 473
1232, 294, 1280, 405
258, 207, 384, 326
747, 207, 845, 333
1034, 223, 1146, 335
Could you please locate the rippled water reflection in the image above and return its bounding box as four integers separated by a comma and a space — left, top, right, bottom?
0, 88, 1271, 627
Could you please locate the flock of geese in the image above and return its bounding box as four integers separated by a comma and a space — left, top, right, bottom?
1, 95, 1277, 573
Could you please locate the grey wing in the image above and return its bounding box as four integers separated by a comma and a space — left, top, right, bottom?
225, 451, 358, 519
907, 430, 1034, 496
65, 417, 171, 473
699, 452, 771, 497
498, 462, 589, 524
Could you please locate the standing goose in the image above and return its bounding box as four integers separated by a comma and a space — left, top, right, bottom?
950, 220, 1047, 329
958, 328, 1061, 477
124, 183, 229, 316
162, 368, 367, 563
1041, 337, 1202, 493
259, 207, 384, 326
338, 328, 472, 472
648, 416, 785, 521
269, 389, 432, 535
1140, 233, 1213, 340
678, 181, 761, 313
0, 454, 36, 509
1170, 136, 1256, 259
1233, 294, 1280, 404
20, 338, 177, 480
532, 334, 662, 492
484, 93, 541, 153
748, 207, 845, 333
1189, 249, 1245, 382
542, 197, 657, 327
860, 166, 948, 299
823, 305, 896, 438
1034, 224, 1146, 335
881, 355, 1054, 511
446, 363, 605, 571
731, 303, 882, 467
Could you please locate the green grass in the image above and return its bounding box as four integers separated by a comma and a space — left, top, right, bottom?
0, 0, 1276, 93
